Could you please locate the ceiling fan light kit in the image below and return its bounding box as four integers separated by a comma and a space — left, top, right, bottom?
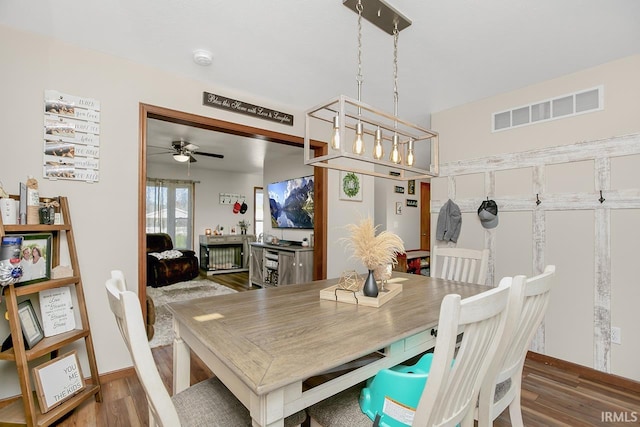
173, 153, 190, 162
148, 138, 225, 164
304, 0, 439, 182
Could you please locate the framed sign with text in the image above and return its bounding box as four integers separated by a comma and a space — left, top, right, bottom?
203, 92, 293, 126
33, 351, 85, 413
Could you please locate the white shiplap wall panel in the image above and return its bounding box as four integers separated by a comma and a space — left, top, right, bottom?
431, 133, 640, 373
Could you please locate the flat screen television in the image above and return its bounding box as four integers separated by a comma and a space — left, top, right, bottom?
268, 175, 314, 229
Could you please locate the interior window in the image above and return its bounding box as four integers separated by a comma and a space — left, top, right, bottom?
146, 178, 195, 249
254, 187, 263, 239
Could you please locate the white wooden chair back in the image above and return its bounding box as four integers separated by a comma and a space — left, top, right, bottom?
106, 271, 181, 427
431, 246, 490, 285
476, 265, 555, 427
412, 282, 511, 427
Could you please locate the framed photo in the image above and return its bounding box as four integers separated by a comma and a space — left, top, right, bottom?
18, 300, 44, 349
33, 350, 85, 413
394, 186, 405, 194
395, 202, 403, 215
17, 233, 52, 285
408, 180, 416, 195
339, 171, 363, 201
406, 199, 418, 207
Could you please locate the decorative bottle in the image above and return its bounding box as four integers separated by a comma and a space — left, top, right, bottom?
362, 269, 379, 297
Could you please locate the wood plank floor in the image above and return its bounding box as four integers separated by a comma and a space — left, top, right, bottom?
39, 272, 640, 426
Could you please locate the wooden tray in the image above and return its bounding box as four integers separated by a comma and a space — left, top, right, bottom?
320, 280, 403, 308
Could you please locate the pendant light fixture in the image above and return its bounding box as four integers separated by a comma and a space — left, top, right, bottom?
330, 115, 341, 150
303, 0, 439, 181
372, 126, 384, 160
406, 138, 415, 166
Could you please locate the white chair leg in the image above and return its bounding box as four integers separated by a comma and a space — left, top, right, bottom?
148, 406, 156, 427
508, 396, 525, 427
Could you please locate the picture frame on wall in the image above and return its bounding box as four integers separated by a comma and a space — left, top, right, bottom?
339, 171, 363, 201
17, 233, 52, 285
18, 300, 44, 349
394, 186, 405, 194
408, 180, 415, 195
395, 202, 403, 215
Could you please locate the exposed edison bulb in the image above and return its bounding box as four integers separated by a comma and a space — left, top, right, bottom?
406, 138, 415, 166
372, 127, 384, 160
352, 122, 365, 155
330, 115, 340, 150
389, 134, 402, 164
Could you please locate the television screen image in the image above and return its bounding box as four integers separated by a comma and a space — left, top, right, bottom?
268, 176, 314, 229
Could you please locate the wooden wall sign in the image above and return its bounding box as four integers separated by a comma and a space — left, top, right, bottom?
202, 92, 294, 126
44, 90, 101, 183
39, 286, 76, 337
33, 350, 85, 413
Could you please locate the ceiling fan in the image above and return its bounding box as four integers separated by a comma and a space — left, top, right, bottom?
150, 139, 224, 163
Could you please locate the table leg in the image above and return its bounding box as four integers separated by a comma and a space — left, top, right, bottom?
172, 319, 191, 394
250, 389, 285, 427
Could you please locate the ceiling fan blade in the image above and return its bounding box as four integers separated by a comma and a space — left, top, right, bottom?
195, 151, 224, 159
189, 154, 197, 163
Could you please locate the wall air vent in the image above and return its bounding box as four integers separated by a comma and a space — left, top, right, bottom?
492, 86, 603, 132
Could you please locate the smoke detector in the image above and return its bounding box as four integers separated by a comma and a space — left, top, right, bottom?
193, 49, 213, 66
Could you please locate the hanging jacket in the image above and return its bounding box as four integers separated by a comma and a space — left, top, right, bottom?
436, 199, 461, 243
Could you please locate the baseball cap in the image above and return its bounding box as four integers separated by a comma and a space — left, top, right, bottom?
233, 201, 241, 214
240, 201, 248, 214
478, 199, 498, 229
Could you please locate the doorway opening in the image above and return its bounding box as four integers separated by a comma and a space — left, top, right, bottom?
138, 104, 328, 310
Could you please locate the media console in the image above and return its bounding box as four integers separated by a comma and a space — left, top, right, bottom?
249, 242, 314, 287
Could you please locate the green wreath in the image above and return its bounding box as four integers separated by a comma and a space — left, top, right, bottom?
342, 172, 360, 197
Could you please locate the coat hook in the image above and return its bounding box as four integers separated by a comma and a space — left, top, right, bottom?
536, 194, 541, 206
599, 190, 605, 204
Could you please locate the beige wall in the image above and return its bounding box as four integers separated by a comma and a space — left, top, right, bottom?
431, 55, 640, 380
0, 24, 314, 399
0, 24, 385, 399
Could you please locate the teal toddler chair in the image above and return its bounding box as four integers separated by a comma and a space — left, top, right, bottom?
359, 353, 435, 427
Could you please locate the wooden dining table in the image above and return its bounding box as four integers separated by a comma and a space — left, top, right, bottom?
166, 272, 488, 427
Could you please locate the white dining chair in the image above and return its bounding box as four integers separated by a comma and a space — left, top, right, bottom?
105, 270, 306, 427
430, 246, 490, 285
476, 265, 555, 427
307, 282, 512, 427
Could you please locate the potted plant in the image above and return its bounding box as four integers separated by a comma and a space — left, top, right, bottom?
238, 220, 250, 235
340, 217, 405, 297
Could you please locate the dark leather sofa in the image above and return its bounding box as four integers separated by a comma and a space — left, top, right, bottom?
146, 233, 199, 287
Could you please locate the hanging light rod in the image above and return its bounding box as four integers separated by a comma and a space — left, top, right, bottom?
343, 0, 411, 35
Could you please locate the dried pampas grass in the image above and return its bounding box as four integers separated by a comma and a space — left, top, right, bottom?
341, 217, 405, 270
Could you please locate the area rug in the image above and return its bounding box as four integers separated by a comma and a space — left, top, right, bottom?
147, 278, 237, 348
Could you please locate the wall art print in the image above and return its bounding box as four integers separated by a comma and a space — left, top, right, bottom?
339, 172, 363, 202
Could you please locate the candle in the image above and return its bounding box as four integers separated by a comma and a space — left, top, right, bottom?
205, 228, 212, 236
